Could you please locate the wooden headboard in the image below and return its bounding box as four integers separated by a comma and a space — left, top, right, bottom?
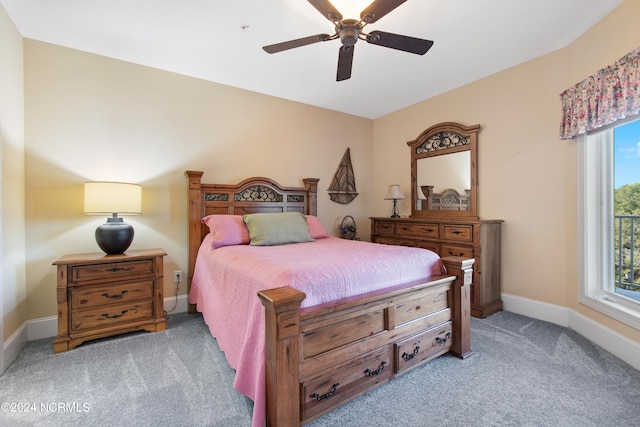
420, 185, 471, 211
185, 171, 319, 306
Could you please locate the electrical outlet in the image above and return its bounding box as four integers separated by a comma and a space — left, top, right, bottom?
173, 270, 183, 283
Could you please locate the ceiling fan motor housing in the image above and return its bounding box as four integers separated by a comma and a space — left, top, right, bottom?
337, 19, 362, 47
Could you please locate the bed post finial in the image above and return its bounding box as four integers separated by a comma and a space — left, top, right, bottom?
303, 178, 319, 216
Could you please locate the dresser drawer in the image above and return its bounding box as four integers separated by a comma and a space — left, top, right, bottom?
395, 322, 452, 374
70, 280, 155, 309
397, 222, 439, 239
440, 244, 473, 258
302, 346, 390, 420
373, 235, 398, 245
374, 220, 395, 235
71, 259, 155, 283
413, 240, 440, 253
442, 224, 473, 242
71, 300, 154, 332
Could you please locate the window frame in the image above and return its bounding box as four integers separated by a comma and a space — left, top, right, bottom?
578, 125, 640, 330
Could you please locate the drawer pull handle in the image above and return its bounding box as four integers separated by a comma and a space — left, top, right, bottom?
447, 251, 465, 257
401, 345, 420, 361
106, 267, 133, 272
451, 230, 463, 235
101, 310, 128, 319
101, 290, 128, 300
363, 361, 387, 377
435, 332, 452, 346
310, 383, 339, 401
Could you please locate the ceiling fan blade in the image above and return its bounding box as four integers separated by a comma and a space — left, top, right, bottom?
366, 30, 433, 55
263, 34, 332, 54
307, 0, 343, 22
336, 45, 354, 81
360, 0, 407, 23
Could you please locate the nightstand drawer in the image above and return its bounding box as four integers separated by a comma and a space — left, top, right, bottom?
442, 224, 473, 242
395, 322, 452, 374
397, 222, 439, 239
70, 280, 155, 309
71, 259, 154, 283
440, 244, 473, 258
71, 300, 154, 332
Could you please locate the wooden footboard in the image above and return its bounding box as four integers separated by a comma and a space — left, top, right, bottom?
259, 256, 473, 426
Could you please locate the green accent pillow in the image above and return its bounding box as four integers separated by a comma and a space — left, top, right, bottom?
243, 212, 314, 246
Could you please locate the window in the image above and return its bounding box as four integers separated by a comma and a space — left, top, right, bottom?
579, 119, 640, 330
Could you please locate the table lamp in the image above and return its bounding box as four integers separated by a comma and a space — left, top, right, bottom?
384, 184, 405, 218
84, 182, 142, 254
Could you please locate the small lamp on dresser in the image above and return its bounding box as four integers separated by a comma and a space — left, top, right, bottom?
84, 181, 142, 255
384, 184, 405, 218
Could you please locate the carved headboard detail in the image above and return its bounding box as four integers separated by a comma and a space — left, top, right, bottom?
421, 186, 471, 211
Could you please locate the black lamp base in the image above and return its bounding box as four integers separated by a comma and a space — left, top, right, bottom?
95, 216, 134, 255
390, 199, 400, 218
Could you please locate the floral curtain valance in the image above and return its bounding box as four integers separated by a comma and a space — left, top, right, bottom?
559, 47, 640, 139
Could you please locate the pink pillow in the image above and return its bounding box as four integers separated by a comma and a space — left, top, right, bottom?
202, 215, 250, 248
306, 215, 330, 239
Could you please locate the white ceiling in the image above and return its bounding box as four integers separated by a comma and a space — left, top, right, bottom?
1, 0, 623, 119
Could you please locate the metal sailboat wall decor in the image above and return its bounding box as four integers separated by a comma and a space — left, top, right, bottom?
328, 147, 358, 204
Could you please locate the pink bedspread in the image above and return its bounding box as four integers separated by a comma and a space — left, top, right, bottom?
189, 235, 444, 427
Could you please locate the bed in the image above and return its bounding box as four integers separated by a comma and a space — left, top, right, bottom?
185, 171, 474, 427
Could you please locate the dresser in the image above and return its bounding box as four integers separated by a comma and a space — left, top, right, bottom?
371, 217, 502, 318
53, 248, 167, 353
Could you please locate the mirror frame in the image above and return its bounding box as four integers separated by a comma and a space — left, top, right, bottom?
407, 122, 480, 219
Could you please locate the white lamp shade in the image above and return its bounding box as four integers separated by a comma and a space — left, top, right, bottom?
384, 184, 405, 200
84, 182, 142, 214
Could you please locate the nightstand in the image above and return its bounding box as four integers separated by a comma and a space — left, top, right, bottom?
52, 248, 167, 353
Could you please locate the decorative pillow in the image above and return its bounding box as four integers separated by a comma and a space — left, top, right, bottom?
243, 212, 314, 246
306, 215, 330, 239
201, 215, 250, 249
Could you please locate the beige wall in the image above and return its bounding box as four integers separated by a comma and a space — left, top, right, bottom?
0, 5, 26, 343
373, 0, 640, 344
5, 0, 640, 350
23, 40, 373, 320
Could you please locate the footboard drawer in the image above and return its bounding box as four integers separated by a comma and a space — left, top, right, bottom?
301, 346, 391, 421
395, 322, 453, 374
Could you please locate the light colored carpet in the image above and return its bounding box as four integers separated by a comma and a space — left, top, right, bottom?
1, 311, 639, 426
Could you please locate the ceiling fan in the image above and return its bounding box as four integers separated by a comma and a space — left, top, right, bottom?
262, 0, 434, 81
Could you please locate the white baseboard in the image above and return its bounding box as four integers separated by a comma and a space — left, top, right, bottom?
3, 322, 27, 372
502, 293, 640, 371
2, 295, 189, 372
162, 294, 190, 315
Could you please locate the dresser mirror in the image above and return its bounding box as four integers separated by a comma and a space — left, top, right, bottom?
407, 122, 480, 219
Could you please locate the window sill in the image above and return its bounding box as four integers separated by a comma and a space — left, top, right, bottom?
579, 293, 640, 331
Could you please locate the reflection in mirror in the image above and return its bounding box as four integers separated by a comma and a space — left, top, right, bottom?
417, 151, 470, 196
